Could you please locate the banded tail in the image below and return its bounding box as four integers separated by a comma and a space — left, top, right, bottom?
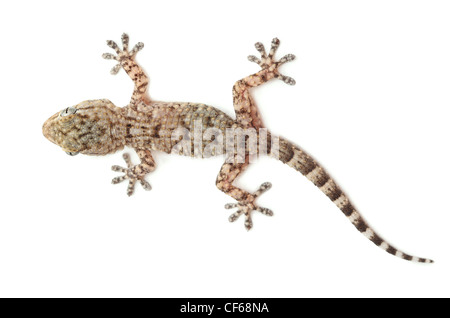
275, 136, 433, 263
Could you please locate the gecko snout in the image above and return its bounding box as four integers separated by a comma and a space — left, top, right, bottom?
42, 112, 59, 145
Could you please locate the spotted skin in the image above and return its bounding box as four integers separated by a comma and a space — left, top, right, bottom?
42, 34, 433, 263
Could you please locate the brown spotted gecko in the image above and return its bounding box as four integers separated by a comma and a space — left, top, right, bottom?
42, 33, 433, 263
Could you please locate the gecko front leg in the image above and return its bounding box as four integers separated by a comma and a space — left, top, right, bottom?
111, 149, 155, 196
102, 33, 150, 107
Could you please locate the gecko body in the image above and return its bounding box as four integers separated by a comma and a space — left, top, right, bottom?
43, 34, 433, 263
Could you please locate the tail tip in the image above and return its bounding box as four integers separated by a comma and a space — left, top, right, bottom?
416, 257, 434, 264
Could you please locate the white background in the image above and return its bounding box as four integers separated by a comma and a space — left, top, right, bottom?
0, 0, 449, 297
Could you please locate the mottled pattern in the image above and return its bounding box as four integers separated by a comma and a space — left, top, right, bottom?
42, 33, 433, 263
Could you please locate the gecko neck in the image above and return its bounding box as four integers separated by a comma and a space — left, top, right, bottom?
120, 106, 156, 148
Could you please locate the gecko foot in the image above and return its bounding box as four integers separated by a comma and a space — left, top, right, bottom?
224, 182, 273, 230
102, 33, 144, 75
111, 153, 152, 196
247, 38, 296, 85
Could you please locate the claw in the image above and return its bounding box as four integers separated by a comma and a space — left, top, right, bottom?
254, 182, 272, 197
229, 209, 243, 222
121, 33, 129, 51
112, 175, 126, 184
122, 153, 133, 168
268, 38, 280, 58
102, 53, 118, 61
254, 42, 267, 58
106, 40, 121, 55
279, 54, 295, 65
111, 165, 126, 173
275, 74, 296, 85
225, 203, 239, 209
110, 63, 121, 75
139, 179, 152, 191
130, 42, 144, 56
244, 212, 253, 231
127, 179, 136, 196
256, 207, 273, 216
248, 55, 262, 66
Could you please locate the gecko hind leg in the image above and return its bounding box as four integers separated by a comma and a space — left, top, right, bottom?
247, 38, 296, 85
216, 159, 273, 230
224, 182, 274, 230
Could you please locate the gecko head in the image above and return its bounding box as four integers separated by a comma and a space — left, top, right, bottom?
42, 99, 124, 156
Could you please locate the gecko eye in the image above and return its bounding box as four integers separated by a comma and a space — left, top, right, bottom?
60, 107, 77, 117
66, 151, 79, 156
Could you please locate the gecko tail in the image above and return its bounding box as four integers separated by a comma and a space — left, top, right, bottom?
273, 136, 434, 264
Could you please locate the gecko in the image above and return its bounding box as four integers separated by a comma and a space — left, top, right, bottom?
42, 33, 433, 263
